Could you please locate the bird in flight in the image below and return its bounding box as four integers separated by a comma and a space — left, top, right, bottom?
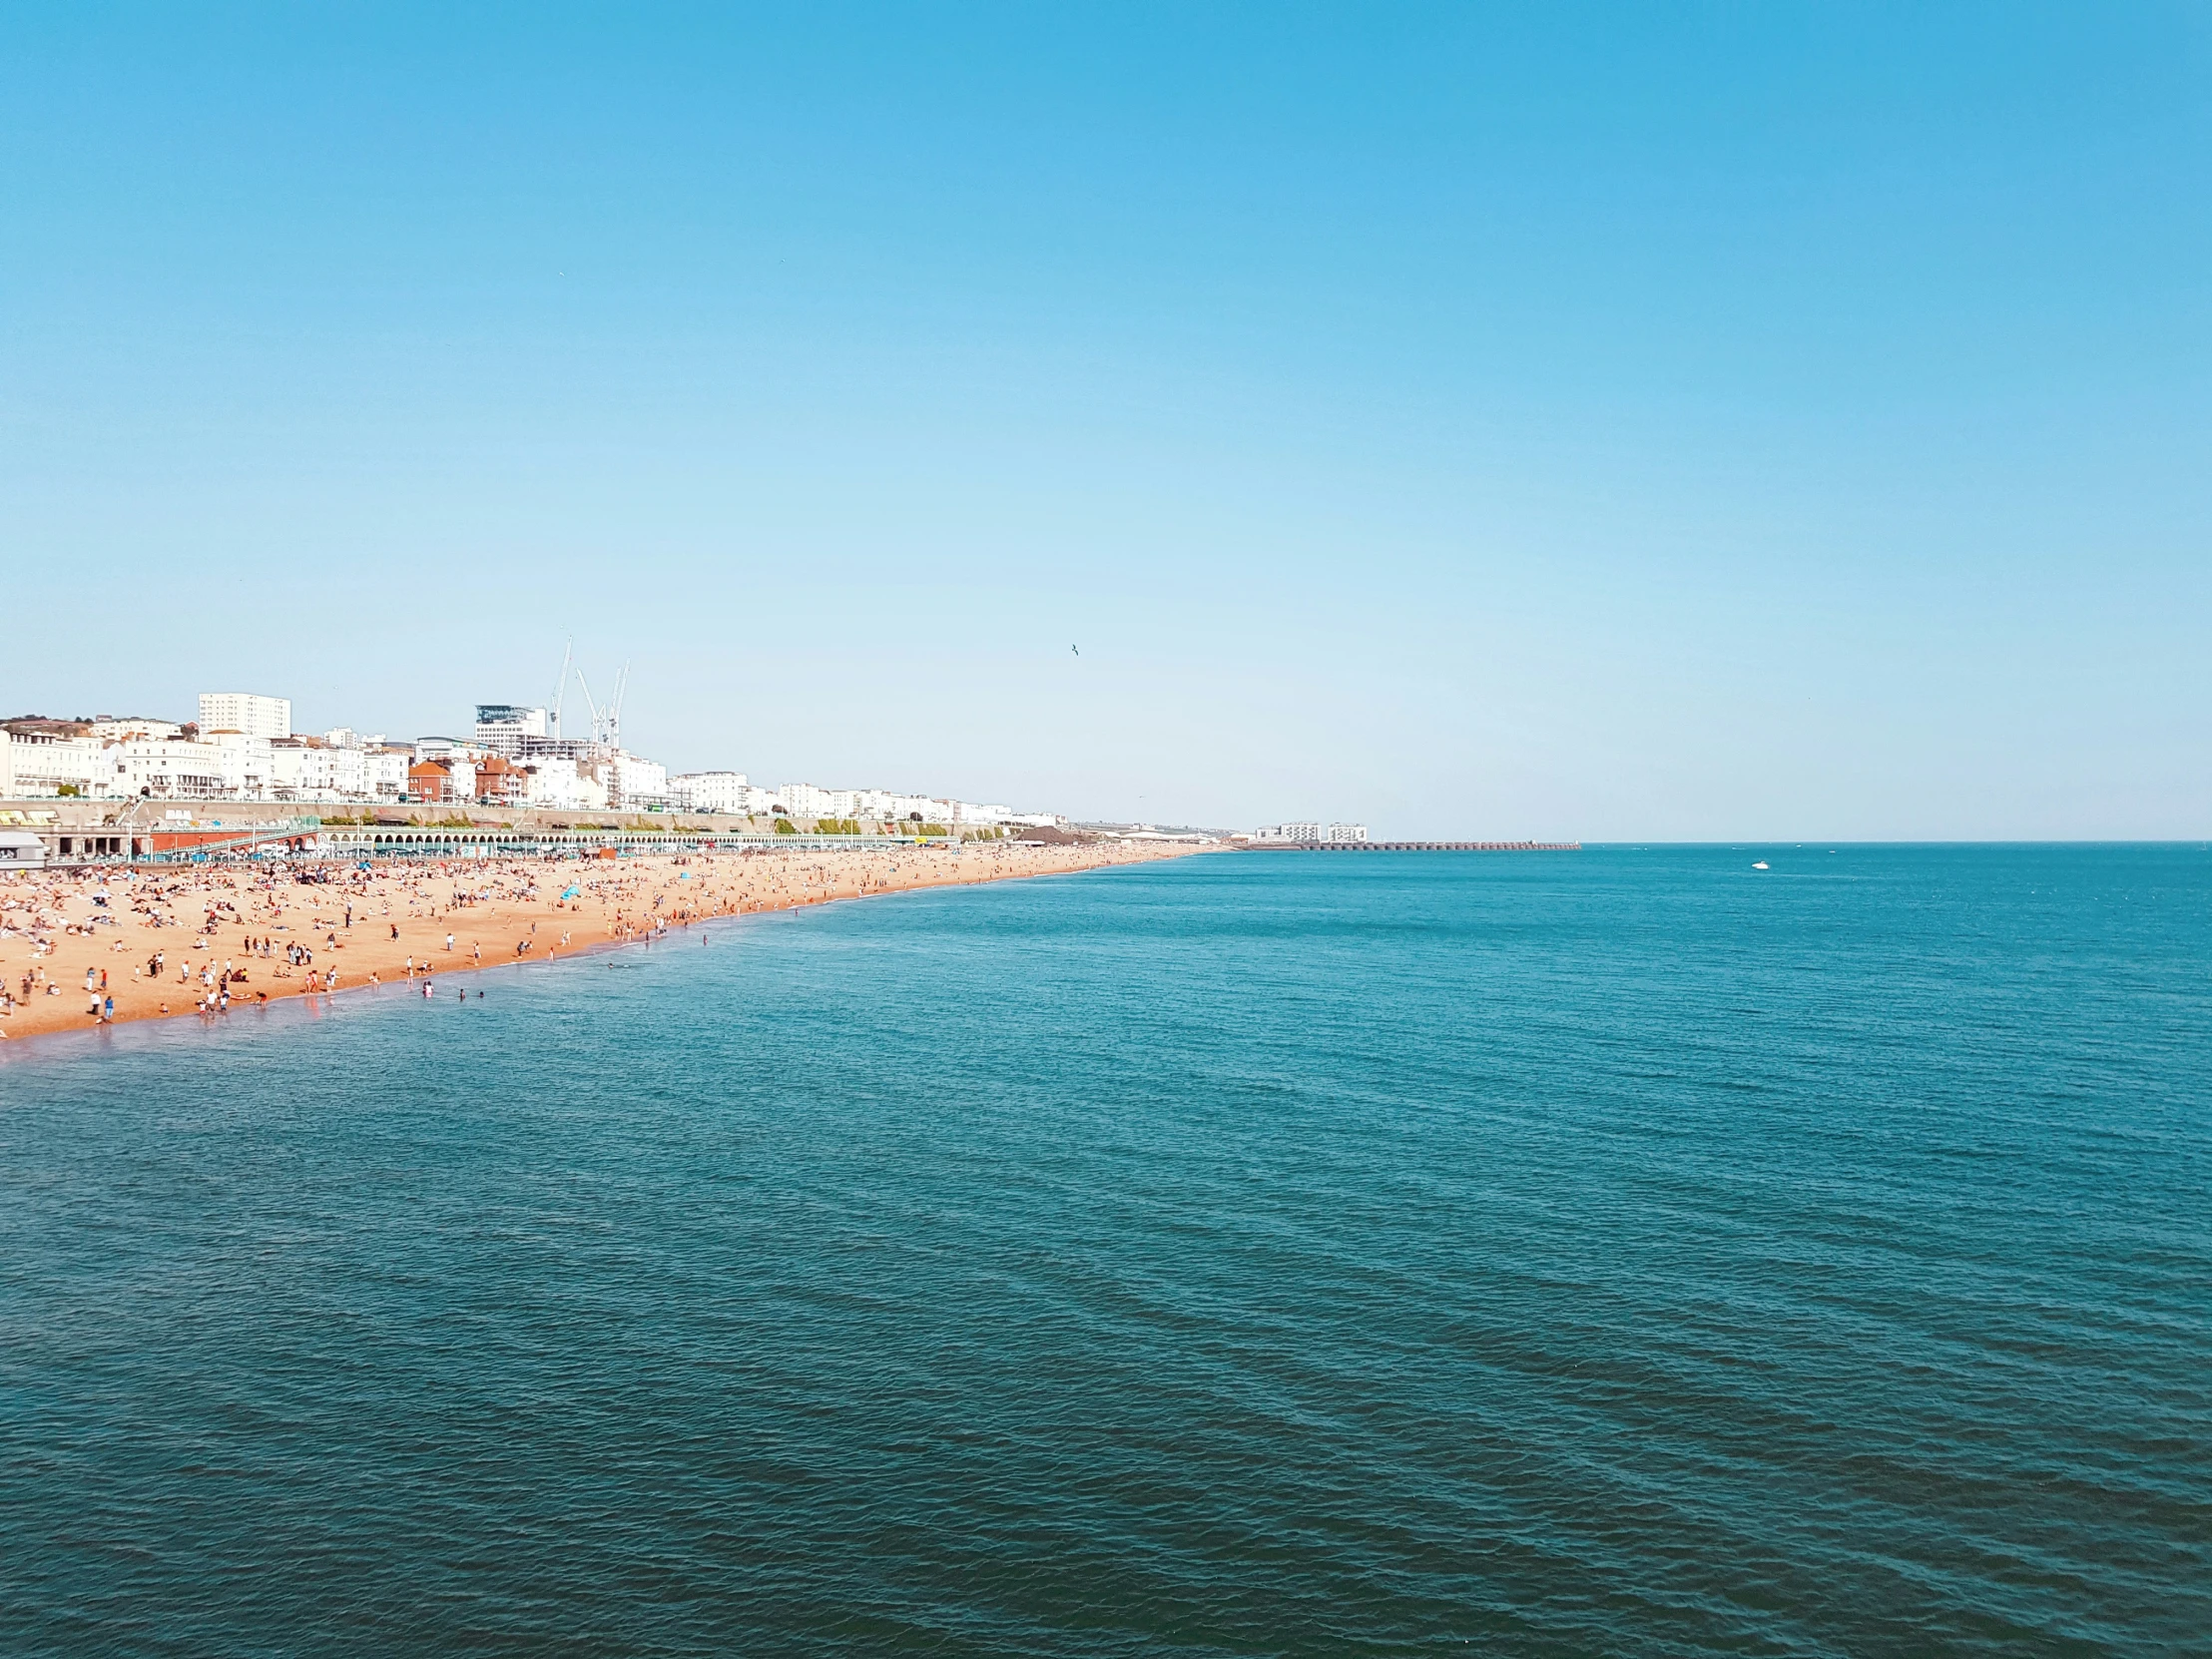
1071, 645, 1080, 656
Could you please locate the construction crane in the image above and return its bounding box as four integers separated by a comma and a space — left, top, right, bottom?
570, 658, 631, 752
549, 639, 572, 742
606, 662, 629, 752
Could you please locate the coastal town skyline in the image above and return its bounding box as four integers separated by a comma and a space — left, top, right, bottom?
1, 685, 1070, 830
7, 7, 2204, 841
4, 684, 1372, 842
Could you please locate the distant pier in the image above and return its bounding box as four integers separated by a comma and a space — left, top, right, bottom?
1241, 839, 1580, 852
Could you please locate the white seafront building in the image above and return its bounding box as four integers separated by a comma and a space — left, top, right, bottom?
7, 677, 1073, 828
112, 733, 274, 801
3, 693, 403, 806
670, 771, 751, 815
520, 756, 609, 812
776, 782, 842, 822
665, 775, 1026, 829
268, 739, 409, 803
0, 731, 105, 798
611, 753, 670, 811
89, 717, 185, 744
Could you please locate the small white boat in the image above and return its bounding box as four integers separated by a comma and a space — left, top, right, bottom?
1752, 860, 1770, 870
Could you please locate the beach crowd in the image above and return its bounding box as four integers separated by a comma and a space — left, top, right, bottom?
0, 837, 1202, 1043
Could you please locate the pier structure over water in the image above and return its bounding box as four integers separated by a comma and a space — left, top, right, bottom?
1240, 839, 1580, 852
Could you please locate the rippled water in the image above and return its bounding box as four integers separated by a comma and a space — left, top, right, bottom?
3, 846, 2207, 1655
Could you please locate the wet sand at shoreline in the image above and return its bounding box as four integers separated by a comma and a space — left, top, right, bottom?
0, 840, 1207, 1047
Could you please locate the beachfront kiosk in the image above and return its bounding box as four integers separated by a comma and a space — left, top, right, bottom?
0, 830, 47, 870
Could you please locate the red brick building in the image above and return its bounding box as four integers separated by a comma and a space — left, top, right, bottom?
407, 759, 466, 804
473, 755, 527, 807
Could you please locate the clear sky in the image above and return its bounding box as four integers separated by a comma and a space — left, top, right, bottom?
4, 4, 2207, 837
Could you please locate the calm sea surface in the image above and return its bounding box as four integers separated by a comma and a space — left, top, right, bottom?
2, 846, 2207, 1656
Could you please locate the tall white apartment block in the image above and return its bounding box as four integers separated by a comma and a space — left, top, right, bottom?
199, 692, 291, 741
1326, 823, 1370, 842
473, 704, 550, 756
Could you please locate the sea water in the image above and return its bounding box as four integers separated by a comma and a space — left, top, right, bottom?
2, 846, 2206, 1655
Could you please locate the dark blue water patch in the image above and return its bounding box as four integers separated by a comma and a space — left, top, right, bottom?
2, 847, 2207, 1655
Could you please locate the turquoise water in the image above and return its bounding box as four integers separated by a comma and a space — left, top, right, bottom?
2, 846, 2207, 1655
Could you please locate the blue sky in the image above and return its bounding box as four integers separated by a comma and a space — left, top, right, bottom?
4, 4, 2207, 836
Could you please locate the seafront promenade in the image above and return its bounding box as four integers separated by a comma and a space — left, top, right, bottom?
0, 798, 974, 865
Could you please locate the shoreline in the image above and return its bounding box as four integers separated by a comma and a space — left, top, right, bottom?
0, 839, 1209, 1054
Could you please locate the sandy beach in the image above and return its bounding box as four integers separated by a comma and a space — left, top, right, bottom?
0, 839, 1207, 1046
